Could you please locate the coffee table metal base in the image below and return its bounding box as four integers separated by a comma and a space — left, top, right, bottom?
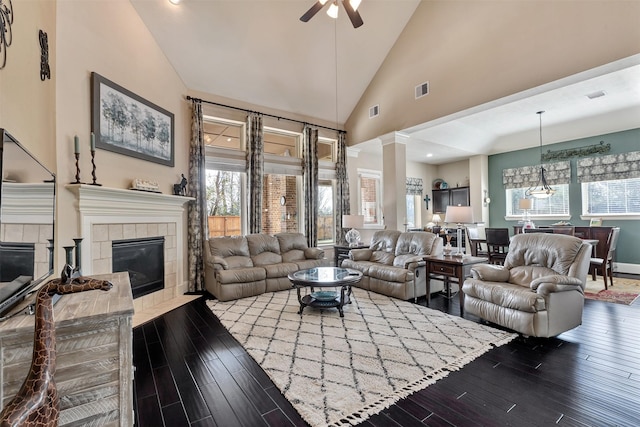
296, 285, 352, 317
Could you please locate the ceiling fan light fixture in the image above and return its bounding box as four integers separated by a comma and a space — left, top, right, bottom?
350, 0, 362, 11
327, 1, 339, 18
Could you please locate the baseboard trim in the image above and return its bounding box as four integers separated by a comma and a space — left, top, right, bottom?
614, 262, 640, 275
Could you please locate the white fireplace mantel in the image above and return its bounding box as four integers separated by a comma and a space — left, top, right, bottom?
66, 184, 194, 278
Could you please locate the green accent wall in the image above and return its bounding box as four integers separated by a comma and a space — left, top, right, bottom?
487, 128, 640, 268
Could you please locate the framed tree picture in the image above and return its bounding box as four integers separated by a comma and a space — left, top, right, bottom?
91, 72, 174, 166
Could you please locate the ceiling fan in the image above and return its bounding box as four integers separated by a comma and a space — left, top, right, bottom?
300, 0, 364, 28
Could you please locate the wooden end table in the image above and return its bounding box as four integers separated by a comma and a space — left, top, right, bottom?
423, 255, 488, 316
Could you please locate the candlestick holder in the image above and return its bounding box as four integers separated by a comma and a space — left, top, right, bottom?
73, 238, 83, 274
71, 152, 84, 184
90, 149, 102, 186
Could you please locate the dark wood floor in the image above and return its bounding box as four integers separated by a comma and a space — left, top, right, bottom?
133, 287, 640, 427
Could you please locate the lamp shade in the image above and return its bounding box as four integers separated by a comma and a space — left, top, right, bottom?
518, 198, 534, 210
342, 215, 364, 229
431, 214, 442, 224
444, 205, 474, 224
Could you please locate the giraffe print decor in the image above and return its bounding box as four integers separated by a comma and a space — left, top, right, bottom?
0, 273, 113, 427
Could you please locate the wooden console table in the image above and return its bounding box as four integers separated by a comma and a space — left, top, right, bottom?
0, 272, 134, 426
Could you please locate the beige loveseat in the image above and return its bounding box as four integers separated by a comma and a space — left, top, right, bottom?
204, 232, 330, 301
341, 230, 443, 300
462, 233, 591, 337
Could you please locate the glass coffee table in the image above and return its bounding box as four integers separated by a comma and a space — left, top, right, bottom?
288, 267, 363, 317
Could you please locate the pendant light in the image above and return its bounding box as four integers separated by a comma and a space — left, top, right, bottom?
526, 111, 556, 199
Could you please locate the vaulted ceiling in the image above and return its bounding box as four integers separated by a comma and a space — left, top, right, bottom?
132, 0, 640, 164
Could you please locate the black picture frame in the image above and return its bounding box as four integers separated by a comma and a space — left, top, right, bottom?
91, 72, 174, 166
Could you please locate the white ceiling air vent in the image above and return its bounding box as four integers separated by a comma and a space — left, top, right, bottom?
415, 81, 429, 99
369, 104, 380, 118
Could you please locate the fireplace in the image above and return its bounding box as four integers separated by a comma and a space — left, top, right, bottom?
112, 237, 165, 299
0, 242, 35, 282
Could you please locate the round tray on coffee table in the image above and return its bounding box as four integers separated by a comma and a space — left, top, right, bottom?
288, 267, 363, 317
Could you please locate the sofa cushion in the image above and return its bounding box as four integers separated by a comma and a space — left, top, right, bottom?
509, 265, 559, 287
462, 279, 546, 312
395, 232, 439, 257
504, 234, 586, 276
367, 264, 413, 283
209, 235, 250, 258
208, 236, 253, 268
263, 262, 299, 278
216, 266, 266, 284
246, 234, 283, 266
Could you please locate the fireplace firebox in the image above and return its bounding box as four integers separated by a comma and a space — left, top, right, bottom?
112, 237, 164, 299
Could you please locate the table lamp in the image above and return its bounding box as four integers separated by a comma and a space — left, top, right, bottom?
431, 214, 442, 235
342, 214, 364, 247
518, 198, 534, 229
444, 206, 474, 256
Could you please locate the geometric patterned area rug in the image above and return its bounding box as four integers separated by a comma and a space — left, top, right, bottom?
584, 277, 640, 305
207, 288, 517, 427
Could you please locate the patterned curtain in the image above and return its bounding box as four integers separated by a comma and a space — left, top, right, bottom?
335, 131, 350, 245
502, 161, 571, 189
246, 113, 264, 234
303, 125, 319, 247
576, 151, 640, 182
187, 99, 207, 292
406, 177, 423, 195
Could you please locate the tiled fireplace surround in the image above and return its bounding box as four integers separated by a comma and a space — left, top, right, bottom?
68, 184, 192, 314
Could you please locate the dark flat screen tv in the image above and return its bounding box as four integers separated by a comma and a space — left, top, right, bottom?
0, 129, 56, 318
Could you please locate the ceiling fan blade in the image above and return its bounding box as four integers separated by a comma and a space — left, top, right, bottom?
342, 0, 364, 28
300, 1, 326, 23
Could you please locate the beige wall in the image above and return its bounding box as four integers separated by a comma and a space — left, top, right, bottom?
2, 0, 190, 279
0, 0, 56, 169
345, 0, 640, 144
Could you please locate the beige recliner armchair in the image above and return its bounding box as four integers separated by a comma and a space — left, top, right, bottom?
462, 233, 591, 337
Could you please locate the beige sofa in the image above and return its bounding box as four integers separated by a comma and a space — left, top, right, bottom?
204, 232, 330, 301
462, 233, 591, 337
341, 230, 443, 300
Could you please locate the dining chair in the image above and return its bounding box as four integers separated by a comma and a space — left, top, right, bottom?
465, 226, 487, 257
590, 227, 620, 289
484, 228, 510, 265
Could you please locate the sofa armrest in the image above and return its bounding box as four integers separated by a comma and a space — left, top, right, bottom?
530, 275, 584, 295
304, 247, 324, 260
401, 255, 425, 269
349, 248, 373, 261
471, 264, 510, 282
206, 255, 229, 270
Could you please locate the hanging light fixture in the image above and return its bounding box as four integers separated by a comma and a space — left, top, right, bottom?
526, 111, 556, 199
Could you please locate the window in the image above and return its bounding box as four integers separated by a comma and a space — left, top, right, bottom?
206, 170, 244, 237
317, 180, 335, 244
203, 117, 244, 151
262, 174, 300, 234
405, 194, 422, 229
506, 185, 570, 218
318, 137, 336, 162
358, 169, 383, 227
582, 178, 640, 215
264, 127, 300, 157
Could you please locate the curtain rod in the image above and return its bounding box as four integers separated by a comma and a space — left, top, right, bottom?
186, 96, 345, 134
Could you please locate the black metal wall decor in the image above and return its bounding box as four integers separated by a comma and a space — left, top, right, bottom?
39, 29, 50, 80
1, 0, 14, 70
541, 141, 611, 161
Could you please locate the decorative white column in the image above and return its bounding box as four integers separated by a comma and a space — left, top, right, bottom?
380, 131, 409, 231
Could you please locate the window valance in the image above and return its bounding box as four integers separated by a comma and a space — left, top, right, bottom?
502, 161, 571, 189
406, 177, 423, 195
576, 151, 640, 183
